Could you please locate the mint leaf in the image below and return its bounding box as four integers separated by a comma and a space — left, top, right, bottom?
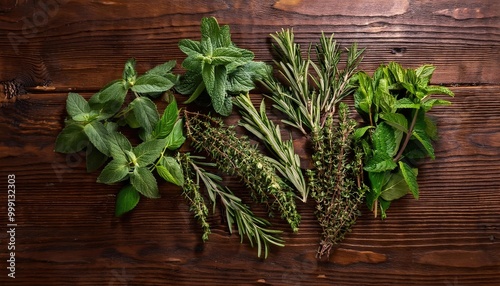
373, 123, 397, 157
108, 132, 132, 161
412, 129, 435, 159
84, 121, 110, 156
86, 144, 108, 172
89, 79, 127, 105
146, 60, 176, 76
380, 170, 410, 201
133, 139, 166, 166
203, 64, 230, 115
130, 97, 159, 135
130, 166, 160, 198
115, 184, 140, 217
153, 100, 178, 138
97, 160, 130, 184
380, 113, 409, 133
364, 151, 397, 172
165, 119, 186, 150
395, 98, 420, 109
399, 161, 419, 199
123, 58, 137, 88
210, 47, 244, 65
200, 17, 231, 48
131, 74, 175, 94
54, 123, 88, 153
179, 39, 203, 57
156, 156, 184, 186
66, 92, 91, 120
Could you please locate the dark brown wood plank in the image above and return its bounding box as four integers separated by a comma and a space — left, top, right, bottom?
0, 0, 498, 91
0, 86, 499, 285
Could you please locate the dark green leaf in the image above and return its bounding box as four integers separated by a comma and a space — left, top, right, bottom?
89, 79, 128, 105
399, 161, 419, 199
176, 70, 203, 95
364, 151, 397, 172
86, 144, 108, 172
115, 185, 140, 217
153, 100, 178, 138
412, 129, 435, 159
179, 39, 203, 57
84, 121, 110, 156
66, 92, 91, 119
125, 111, 141, 128
395, 98, 420, 109
97, 160, 130, 184
200, 17, 231, 49
156, 156, 184, 186
373, 123, 397, 157
130, 166, 160, 198
130, 97, 159, 134
108, 132, 132, 161
131, 74, 175, 94
133, 139, 166, 166
54, 123, 89, 153
202, 64, 230, 116
165, 119, 186, 150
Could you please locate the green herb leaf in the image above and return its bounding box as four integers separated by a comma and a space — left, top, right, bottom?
156, 156, 184, 186
130, 97, 159, 135
146, 60, 177, 76
395, 98, 420, 109
97, 160, 130, 184
373, 123, 397, 157
66, 92, 91, 120
364, 151, 397, 172
131, 74, 175, 94
379, 170, 410, 201
86, 144, 108, 172
165, 119, 186, 150
399, 161, 419, 199
123, 58, 137, 88
200, 17, 231, 48
54, 123, 88, 153
203, 64, 231, 115
108, 132, 132, 161
83, 121, 110, 156
133, 139, 166, 166
153, 100, 178, 138
380, 113, 409, 133
130, 166, 160, 198
115, 184, 140, 217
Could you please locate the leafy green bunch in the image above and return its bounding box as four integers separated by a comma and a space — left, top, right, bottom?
55, 59, 186, 216
353, 62, 454, 218
176, 17, 270, 116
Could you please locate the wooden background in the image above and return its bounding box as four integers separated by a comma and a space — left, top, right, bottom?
0, 0, 499, 285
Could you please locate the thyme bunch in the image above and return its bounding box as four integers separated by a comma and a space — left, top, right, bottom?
184, 111, 301, 232
178, 153, 284, 258
308, 103, 367, 259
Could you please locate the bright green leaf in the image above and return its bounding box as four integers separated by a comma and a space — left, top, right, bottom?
131, 74, 175, 94
133, 139, 166, 166
380, 170, 410, 201
66, 92, 91, 119
373, 123, 397, 157
179, 39, 203, 57
115, 184, 140, 217
399, 161, 419, 199
156, 156, 184, 186
354, 125, 373, 140
153, 100, 178, 138
380, 113, 409, 133
130, 166, 160, 198
165, 119, 186, 150
395, 98, 420, 109
146, 60, 177, 76
364, 151, 397, 172
123, 58, 137, 88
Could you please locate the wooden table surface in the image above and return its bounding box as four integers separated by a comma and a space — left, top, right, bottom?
0, 1, 499, 285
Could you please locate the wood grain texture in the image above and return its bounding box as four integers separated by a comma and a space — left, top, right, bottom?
0, 0, 499, 285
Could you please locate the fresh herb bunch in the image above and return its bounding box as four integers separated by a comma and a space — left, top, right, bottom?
176, 17, 270, 116
184, 111, 301, 232
55, 59, 186, 216
353, 62, 454, 218
308, 103, 367, 259
179, 153, 284, 258
261, 29, 364, 135
234, 93, 308, 202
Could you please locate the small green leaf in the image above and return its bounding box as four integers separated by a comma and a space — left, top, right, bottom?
97, 160, 130, 184
131, 74, 175, 94
115, 185, 140, 217
200, 17, 231, 49
399, 161, 419, 199
133, 139, 166, 166
66, 92, 91, 119
425, 85, 454, 97
130, 97, 159, 134
179, 39, 203, 57
156, 157, 184, 186
146, 61, 176, 76
123, 58, 137, 88
83, 121, 110, 156
380, 113, 409, 133
89, 79, 128, 105
354, 126, 373, 140
54, 123, 88, 153
395, 98, 420, 109
364, 151, 397, 172
165, 119, 186, 150
124, 111, 141, 128
380, 170, 410, 201
130, 166, 160, 198
153, 100, 178, 138
422, 98, 452, 112
86, 144, 108, 172
108, 132, 132, 161
412, 129, 435, 159
373, 123, 397, 157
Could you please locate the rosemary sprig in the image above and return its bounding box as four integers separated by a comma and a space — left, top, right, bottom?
308, 103, 367, 259
184, 111, 301, 232
178, 153, 284, 258
262, 29, 364, 135
233, 93, 308, 202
